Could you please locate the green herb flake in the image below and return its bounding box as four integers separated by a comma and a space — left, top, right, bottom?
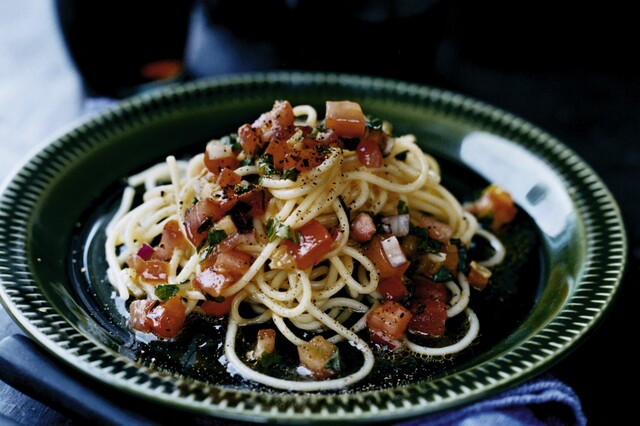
220, 133, 242, 151
258, 153, 278, 177
155, 284, 179, 301
366, 116, 383, 130
266, 218, 300, 243
432, 267, 453, 282
207, 229, 228, 246
258, 351, 282, 369
397, 199, 408, 215
282, 168, 299, 181
326, 348, 342, 372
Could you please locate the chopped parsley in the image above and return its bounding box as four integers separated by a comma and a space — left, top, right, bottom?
432, 267, 453, 283
397, 199, 408, 215
266, 218, 300, 243
207, 229, 227, 245
155, 284, 179, 301
282, 168, 299, 181
220, 133, 242, 151
258, 153, 277, 177
366, 116, 383, 130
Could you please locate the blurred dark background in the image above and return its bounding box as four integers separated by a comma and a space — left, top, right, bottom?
3, 0, 639, 424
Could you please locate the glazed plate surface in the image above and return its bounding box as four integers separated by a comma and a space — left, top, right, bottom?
0, 73, 626, 423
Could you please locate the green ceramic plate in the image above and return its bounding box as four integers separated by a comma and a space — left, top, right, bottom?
0, 73, 627, 423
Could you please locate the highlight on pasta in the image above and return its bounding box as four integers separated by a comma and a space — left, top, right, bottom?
105, 100, 517, 391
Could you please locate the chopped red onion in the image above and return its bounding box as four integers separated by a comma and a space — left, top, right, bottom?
137, 243, 155, 260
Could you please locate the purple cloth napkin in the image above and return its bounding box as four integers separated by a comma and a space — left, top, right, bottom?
397, 374, 586, 426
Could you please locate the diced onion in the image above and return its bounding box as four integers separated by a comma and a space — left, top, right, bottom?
206, 141, 234, 160
381, 236, 407, 267
137, 243, 155, 260
381, 214, 410, 237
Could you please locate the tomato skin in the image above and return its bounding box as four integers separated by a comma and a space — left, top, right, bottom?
363, 235, 410, 278
205, 156, 239, 175
183, 198, 235, 247
466, 184, 517, 231
285, 220, 334, 270
377, 276, 409, 301
201, 293, 236, 317
418, 216, 453, 243
140, 260, 169, 284
214, 248, 253, 277
297, 335, 339, 379
253, 100, 295, 142
264, 135, 326, 173
148, 296, 186, 339
408, 298, 448, 337
367, 300, 413, 341
236, 187, 267, 217
193, 267, 233, 298
356, 138, 383, 168
153, 220, 190, 261
217, 168, 241, 188
408, 277, 449, 337
325, 101, 366, 138
128, 299, 155, 333
238, 123, 261, 158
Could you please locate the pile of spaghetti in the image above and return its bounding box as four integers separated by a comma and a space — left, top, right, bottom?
105, 100, 516, 391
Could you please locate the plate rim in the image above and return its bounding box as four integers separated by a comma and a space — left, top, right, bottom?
0, 71, 627, 423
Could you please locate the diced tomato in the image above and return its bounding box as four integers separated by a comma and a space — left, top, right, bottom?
325, 101, 366, 138
217, 168, 241, 188
408, 277, 449, 337
183, 197, 236, 247
236, 187, 267, 217
193, 267, 233, 298
284, 220, 334, 270
264, 135, 326, 173
350, 212, 376, 243
466, 184, 518, 231
418, 216, 453, 243
153, 220, 191, 260
297, 335, 339, 379
363, 235, 410, 278
356, 138, 384, 168
367, 300, 413, 345
377, 276, 409, 301
147, 296, 186, 338
408, 298, 448, 337
214, 248, 254, 277
128, 299, 155, 333
414, 252, 445, 277
252, 100, 295, 142
467, 260, 492, 290
314, 128, 339, 146
412, 276, 450, 303
204, 142, 239, 175
237, 123, 261, 158
199, 231, 256, 269
201, 293, 236, 317
441, 243, 459, 275
140, 260, 169, 284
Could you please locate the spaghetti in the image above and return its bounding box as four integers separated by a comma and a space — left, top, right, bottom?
105, 100, 515, 391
